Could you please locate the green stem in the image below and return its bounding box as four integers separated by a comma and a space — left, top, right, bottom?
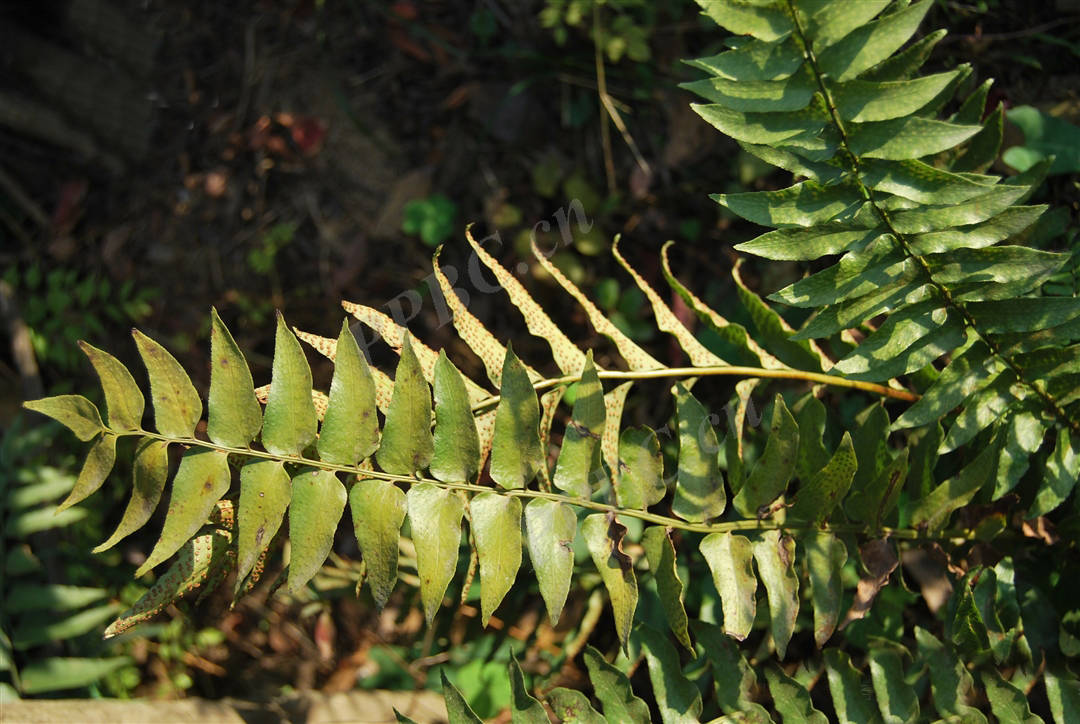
118, 427, 968, 543
783, 1, 1080, 436
472, 364, 917, 413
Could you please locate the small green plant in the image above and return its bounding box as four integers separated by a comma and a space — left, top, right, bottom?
402, 194, 458, 248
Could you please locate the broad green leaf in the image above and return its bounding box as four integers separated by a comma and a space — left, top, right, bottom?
288, 469, 347, 593
13, 602, 121, 649
470, 492, 522, 625
772, 243, 906, 309
893, 340, 998, 430
953, 79, 993, 125
700, 531, 757, 640
905, 422, 943, 500
582, 514, 637, 651
132, 329, 201, 438
890, 185, 1027, 234
824, 649, 882, 724
726, 379, 761, 496
816, 0, 932, 81
350, 479, 406, 609
642, 526, 693, 653
508, 655, 547, 724
914, 627, 988, 724
714, 180, 862, 228
805, 0, 890, 49
490, 346, 544, 490
616, 427, 666, 510
926, 247, 1066, 300
979, 670, 1044, 724
832, 71, 961, 122
430, 351, 481, 483
207, 308, 262, 447
22, 395, 104, 441
261, 313, 318, 456
441, 670, 483, 724
681, 70, 815, 113
553, 352, 606, 498
911, 440, 998, 533
734, 394, 799, 517
18, 657, 132, 695
803, 532, 848, 647
734, 262, 827, 370
1004, 105, 1080, 175
911, 205, 1045, 254
848, 402, 890, 501
637, 624, 702, 724
56, 432, 117, 511
955, 104, 1004, 172
546, 687, 605, 724
377, 333, 434, 476
136, 448, 230, 577
752, 530, 799, 659
789, 433, 857, 525
235, 460, 290, 592
394, 710, 419, 724
699, 0, 793, 41
692, 102, 829, 150
79, 341, 144, 430
860, 158, 998, 205
739, 139, 846, 184
968, 298, 1080, 335
95, 439, 168, 553
992, 411, 1044, 499
672, 383, 725, 523
868, 645, 919, 724
764, 665, 828, 724
834, 304, 964, 381
847, 116, 981, 160
793, 394, 829, 481
863, 28, 945, 82
1044, 669, 1080, 724
1031, 428, 1080, 517
846, 449, 908, 529
736, 226, 881, 261
685, 36, 803, 82
318, 320, 379, 466
524, 498, 576, 624
407, 483, 463, 624
945, 572, 992, 660
940, 373, 1016, 453
791, 278, 927, 341
583, 645, 651, 723
692, 620, 772, 720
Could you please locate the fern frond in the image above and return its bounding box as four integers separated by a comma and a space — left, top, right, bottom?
686, 0, 1080, 516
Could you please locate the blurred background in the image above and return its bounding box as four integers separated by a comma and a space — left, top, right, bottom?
1, 0, 1078, 714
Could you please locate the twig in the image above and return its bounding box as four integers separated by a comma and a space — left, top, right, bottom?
593, 5, 616, 195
